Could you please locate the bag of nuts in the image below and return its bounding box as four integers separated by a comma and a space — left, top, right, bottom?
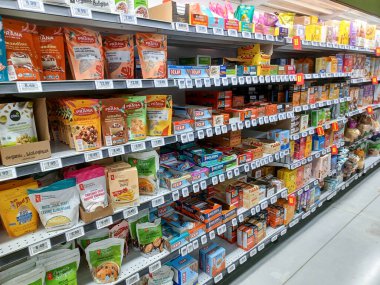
136, 218, 164, 257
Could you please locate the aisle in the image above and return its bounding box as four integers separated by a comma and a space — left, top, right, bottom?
228, 168, 380, 285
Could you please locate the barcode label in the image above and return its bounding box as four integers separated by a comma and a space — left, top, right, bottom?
261, 201, 268, 210
206, 128, 213, 137
193, 239, 199, 249
187, 243, 193, 253
245, 76, 252, 84
95, 80, 113, 89
197, 130, 205, 139
125, 273, 140, 285
152, 196, 165, 207
242, 31, 251, 38
234, 168, 240, 176
193, 183, 200, 193
270, 196, 277, 204
219, 174, 225, 182
212, 176, 218, 185
28, 239, 51, 256
215, 126, 221, 135
231, 77, 238, 85
255, 205, 260, 213
151, 138, 165, 148
232, 218, 238, 227
84, 150, 103, 162
227, 264, 236, 273
123, 207, 138, 219
185, 79, 193, 88
258, 243, 265, 251
251, 207, 256, 215
265, 75, 271, 83
149, 261, 161, 273
181, 246, 187, 256
96, 216, 113, 229
195, 79, 202, 88
196, 25, 208, 34
204, 78, 211, 87
251, 119, 257, 126
305, 185, 310, 191
221, 125, 228, 133
244, 164, 250, 172
217, 224, 226, 235
126, 79, 142, 88
250, 248, 257, 257
258, 117, 264, 125
238, 122, 244, 130
131, 142, 146, 152
289, 218, 299, 228
181, 132, 190, 143
238, 214, 244, 223
302, 211, 311, 219
65, 226, 85, 241
252, 76, 258, 83
0, 167, 17, 181
271, 235, 278, 242
16, 81, 42, 93
177, 79, 186, 89
18, 0, 44, 12
175, 22, 189, 32
120, 14, 137, 24
240, 255, 247, 264
214, 78, 221, 86
182, 187, 189, 197
213, 27, 224, 35
154, 79, 168, 87
227, 29, 238, 37
222, 77, 229, 86
238, 77, 245, 85
200, 180, 207, 190
40, 158, 62, 172
209, 230, 216, 240
266, 34, 274, 41
231, 123, 237, 131
187, 132, 194, 142
108, 146, 125, 157
201, 235, 207, 244
227, 171, 233, 180
214, 273, 223, 283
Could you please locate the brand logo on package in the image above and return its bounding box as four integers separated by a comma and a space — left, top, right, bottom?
4, 30, 22, 38
79, 184, 85, 191
124, 102, 143, 110
74, 107, 95, 116
76, 35, 96, 44
170, 69, 182, 75
147, 100, 165, 108
189, 69, 201, 75
175, 125, 185, 131
35, 194, 41, 203
10, 110, 21, 121
105, 40, 126, 48
172, 181, 183, 188
40, 34, 55, 42
194, 111, 204, 117
104, 105, 120, 113
142, 39, 161, 48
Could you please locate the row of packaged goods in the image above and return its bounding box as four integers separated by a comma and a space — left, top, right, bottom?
1, 14, 380, 82
4, 137, 376, 285
33, 1, 380, 50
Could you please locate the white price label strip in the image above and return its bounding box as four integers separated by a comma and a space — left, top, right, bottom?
214, 78, 221, 86
212, 176, 218, 185
28, 239, 51, 256
250, 248, 257, 257
200, 180, 207, 190
270, 196, 277, 204
70, 5, 92, 18
222, 77, 229, 86
0, 167, 17, 181
84, 150, 103, 162
65, 226, 85, 241
242, 31, 251, 38
196, 25, 208, 34
213, 27, 224, 36
228, 29, 238, 37
271, 235, 278, 242
96, 216, 113, 229
175, 22, 189, 32
125, 273, 140, 285
238, 214, 244, 223
187, 243, 193, 253
149, 261, 161, 273
131, 142, 146, 152
221, 125, 228, 133
172, 191, 179, 201
180, 246, 187, 256
227, 264, 236, 274
197, 130, 205, 140
258, 243, 265, 251
227, 171, 233, 179
154, 79, 168, 87
219, 174, 225, 182
40, 158, 62, 172
251, 207, 256, 215
214, 273, 223, 283
18, 0, 44, 12
209, 230, 216, 240
217, 224, 226, 235
232, 218, 238, 227
193, 183, 200, 193
201, 235, 207, 245
204, 78, 211, 87
215, 126, 221, 135
195, 79, 202, 88
240, 255, 247, 264
123, 207, 138, 219
177, 79, 186, 89
206, 128, 213, 137
120, 14, 137, 24
152, 196, 164, 207
193, 239, 199, 250
126, 79, 142, 88
281, 229, 287, 236
187, 132, 194, 142
234, 168, 240, 176
185, 79, 193, 88
108, 146, 125, 157
95, 80, 113, 89
151, 138, 165, 148
182, 187, 189, 197
16, 81, 42, 93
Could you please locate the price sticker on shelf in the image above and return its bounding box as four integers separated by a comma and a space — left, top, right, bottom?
292, 36, 302, 50
242, 31, 251, 39
244, 164, 250, 172
270, 196, 277, 204
227, 264, 236, 274
231, 77, 238, 85
96, 216, 113, 229
245, 120, 251, 128
245, 76, 252, 85
193, 239, 199, 250
108, 146, 125, 157
231, 218, 238, 227
281, 229, 287, 236
231, 123, 237, 131
256, 205, 261, 213
266, 34, 274, 41
131, 142, 146, 152
65, 226, 85, 242
234, 168, 240, 176
250, 248, 257, 257
196, 25, 208, 34
254, 33, 264, 40
214, 126, 221, 135
238, 122, 244, 130
197, 130, 205, 140
28, 239, 52, 256
120, 14, 137, 24
206, 128, 213, 137
296, 73, 304, 85
252, 76, 258, 84
221, 125, 228, 134
214, 78, 221, 86
172, 190, 180, 201
151, 138, 165, 148
271, 235, 278, 242
238, 76, 245, 85
209, 230, 216, 240
149, 261, 161, 274
321, 149, 327, 155
201, 235, 208, 245
192, 183, 200, 193
200, 180, 207, 190
265, 75, 271, 83
212, 176, 218, 185
258, 76, 265, 83
40, 158, 62, 172
185, 79, 193, 88
175, 22, 189, 32
151, 196, 164, 208
251, 119, 257, 126
182, 187, 189, 197
126, 79, 142, 88
227, 171, 233, 180
214, 273, 223, 284
0, 167, 17, 181
238, 214, 244, 223
203, 78, 211, 87
217, 224, 226, 235
251, 207, 256, 216
228, 29, 238, 37
261, 201, 268, 210
95, 80, 113, 89
180, 246, 187, 256
16, 81, 43, 93
240, 255, 247, 264
154, 79, 168, 87
289, 218, 299, 228
213, 27, 224, 36
123, 207, 138, 219
302, 211, 311, 219
222, 77, 229, 86
84, 150, 103, 162
18, 0, 45, 12
195, 79, 202, 88
187, 132, 194, 142
125, 273, 140, 285
70, 5, 92, 18
187, 243, 194, 253
258, 243, 265, 251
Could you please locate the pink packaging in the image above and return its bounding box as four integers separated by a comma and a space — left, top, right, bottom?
343, 54, 353, 72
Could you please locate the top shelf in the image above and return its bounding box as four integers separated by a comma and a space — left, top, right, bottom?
0, 0, 377, 54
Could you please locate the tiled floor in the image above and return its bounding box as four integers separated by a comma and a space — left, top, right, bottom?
229, 168, 380, 285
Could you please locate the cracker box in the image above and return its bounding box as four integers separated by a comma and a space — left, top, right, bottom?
183, 147, 223, 166
237, 224, 258, 251
172, 117, 194, 134
174, 105, 212, 120
176, 197, 222, 223
204, 246, 226, 277
147, 95, 172, 136
199, 243, 219, 272
162, 225, 189, 252
170, 255, 199, 285
162, 211, 206, 239
194, 119, 213, 130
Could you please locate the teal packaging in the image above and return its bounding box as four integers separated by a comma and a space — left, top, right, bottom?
0, 16, 9, 82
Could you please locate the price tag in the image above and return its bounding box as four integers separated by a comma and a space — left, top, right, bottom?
289, 218, 299, 228
151, 196, 164, 207
217, 224, 226, 235
204, 78, 211, 87
120, 14, 137, 24
240, 255, 247, 264
214, 273, 223, 283
226, 170, 233, 180
322, 149, 326, 155
108, 146, 125, 157
238, 77, 245, 85
245, 120, 251, 128
149, 261, 161, 274
185, 79, 193, 88
222, 77, 229, 86
195, 79, 202, 88
201, 235, 207, 245
234, 168, 240, 176
231, 123, 237, 131
250, 248, 257, 257
227, 264, 236, 274
175, 22, 189, 32
231, 218, 238, 227
180, 246, 187, 256
84, 150, 103, 162
244, 164, 250, 172
154, 79, 168, 87
215, 126, 221, 135
258, 243, 265, 251
261, 201, 268, 210
266, 34, 274, 41
28, 239, 52, 256
18, 0, 44, 12
252, 76, 258, 84
193, 239, 199, 250
16, 81, 42, 93
126, 79, 142, 88
151, 138, 165, 148
238, 122, 244, 130
187, 243, 194, 253
242, 31, 251, 39
302, 211, 311, 219
258, 117, 264, 125
182, 187, 189, 197
265, 75, 271, 83
254, 33, 264, 40
251, 119, 257, 126
270, 196, 277, 204
231, 77, 238, 85
193, 183, 200, 193
213, 27, 224, 36
95, 80, 114, 90
195, 25, 208, 34
296, 73, 304, 85
40, 158, 62, 172
256, 205, 261, 213
292, 36, 302, 50
214, 78, 221, 86
200, 180, 207, 190
221, 125, 228, 134
125, 274, 140, 285
172, 190, 180, 201
187, 132, 195, 142
0, 167, 17, 181
259, 76, 265, 83
212, 176, 218, 185
131, 142, 146, 152
327, 191, 336, 200
271, 235, 278, 242
228, 29, 238, 37
96, 216, 113, 229
264, 116, 269, 124
123, 207, 138, 219
70, 5, 93, 18
209, 230, 216, 240
251, 207, 256, 215
197, 130, 205, 140
65, 226, 85, 241
206, 128, 213, 137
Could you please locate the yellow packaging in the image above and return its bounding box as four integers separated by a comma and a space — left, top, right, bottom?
310, 16, 319, 24
338, 20, 350, 45
258, 65, 271, 76
305, 24, 315, 41
146, 95, 172, 136
237, 44, 261, 57
315, 57, 327, 73
366, 24, 376, 40
0, 180, 39, 237
327, 56, 338, 73
305, 136, 312, 157
306, 24, 322, 42
282, 169, 297, 193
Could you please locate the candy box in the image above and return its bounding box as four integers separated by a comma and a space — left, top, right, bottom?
267, 129, 290, 150
172, 117, 194, 134
212, 180, 241, 208
194, 119, 213, 130
174, 105, 212, 120
177, 197, 222, 223
168, 65, 191, 79
183, 147, 223, 166
187, 166, 209, 183
237, 223, 258, 251
160, 170, 192, 191
162, 225, 189, 252
205, 246, 226, 277
267, 205, 285, 228
204, 214, 223, 232
199, 243, 219, 272
169, 255, 199, 285
162, 211, 206, 239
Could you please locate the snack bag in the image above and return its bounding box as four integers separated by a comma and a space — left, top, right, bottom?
136, 33, 167, 79
3, 267, 45, 285
136, 218, 164, 256
103, 34, 134, 79
0, 101, 38, 147
146, 95, 172, 136
0, 179, 39, 237
109, 220, 129, 255
77, 228, 110, 250
101, 98, 128, 146
0, 16, 9, 81
64, 27, 104, 80
0, 258, 37, 284
65, 165, 108, 212
124, 96, 147, 140
85, 238, 124, 284
234, 5, 254, 23
128, 208, 149, 247
28, 178, 80, 231
124, 150, 160, 196
38, 26, 66, 81
3, 18, 40, 81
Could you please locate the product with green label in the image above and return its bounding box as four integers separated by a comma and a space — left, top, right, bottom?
77, 228, 110, 250
128, 208, 150, 248
85, 238, 124, 284
136, 218, 164, 257
0, 258, 37, 284
3, 267, 45, 285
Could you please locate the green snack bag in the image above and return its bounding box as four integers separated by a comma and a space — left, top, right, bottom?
77, 228, 109, 250
85, 238, 124, 284
0, 259, 37, 284
234, 5, 255, 23
3, 267, 45, 285
129, 208, 149, 247
136, 218, 164, 257
123, 96, 147, 141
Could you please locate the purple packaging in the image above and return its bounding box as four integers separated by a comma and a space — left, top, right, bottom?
188, 166, 209, 183
349, 21, 358, 46
336, 54, 343, 73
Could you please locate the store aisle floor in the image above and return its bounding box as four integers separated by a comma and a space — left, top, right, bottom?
229, 168, 380, 285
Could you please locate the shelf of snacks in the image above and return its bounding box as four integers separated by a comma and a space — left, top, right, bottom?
346, 103, 380, 117
290, 117, 347, 140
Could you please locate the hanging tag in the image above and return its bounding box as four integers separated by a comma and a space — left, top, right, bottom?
296, 73, 304, 85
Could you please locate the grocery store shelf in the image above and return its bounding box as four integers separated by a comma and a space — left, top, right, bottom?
290, 117, 347, 140
346, 103, 380, 117
350, 76, 379, 84
293, 97, 350, 113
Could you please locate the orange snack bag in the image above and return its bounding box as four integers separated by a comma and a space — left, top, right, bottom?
38, 27, 66, 81
136, 33, 167, 79
3, 18, 41, 81
103, 34, 134, 79
64, 27, 104, 80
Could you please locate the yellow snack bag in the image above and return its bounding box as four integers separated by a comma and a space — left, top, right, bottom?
146, 95, 172, 136
0, 180, 39, 237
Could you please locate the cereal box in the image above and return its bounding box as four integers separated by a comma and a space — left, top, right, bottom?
124, 96, 146, 140
146, 95, 172, 136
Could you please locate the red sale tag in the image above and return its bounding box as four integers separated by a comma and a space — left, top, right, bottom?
296, 73, 304, 85
372, 76, 378, 85
331, 122, 339, 131
367, 106, 374, 114
376, 47, 380, 57
288, 194, 296, 206
316, 126, 324, 136
331, 145, 338, 155
293, 36, 302, 50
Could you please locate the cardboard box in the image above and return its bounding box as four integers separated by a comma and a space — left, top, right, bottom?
79, 196, 114, 223
148, 1, 189, 23
0, 98, 51, 166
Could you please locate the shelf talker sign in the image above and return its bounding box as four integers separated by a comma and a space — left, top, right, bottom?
296, 73, 304, 85
293, 36, 302, 50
